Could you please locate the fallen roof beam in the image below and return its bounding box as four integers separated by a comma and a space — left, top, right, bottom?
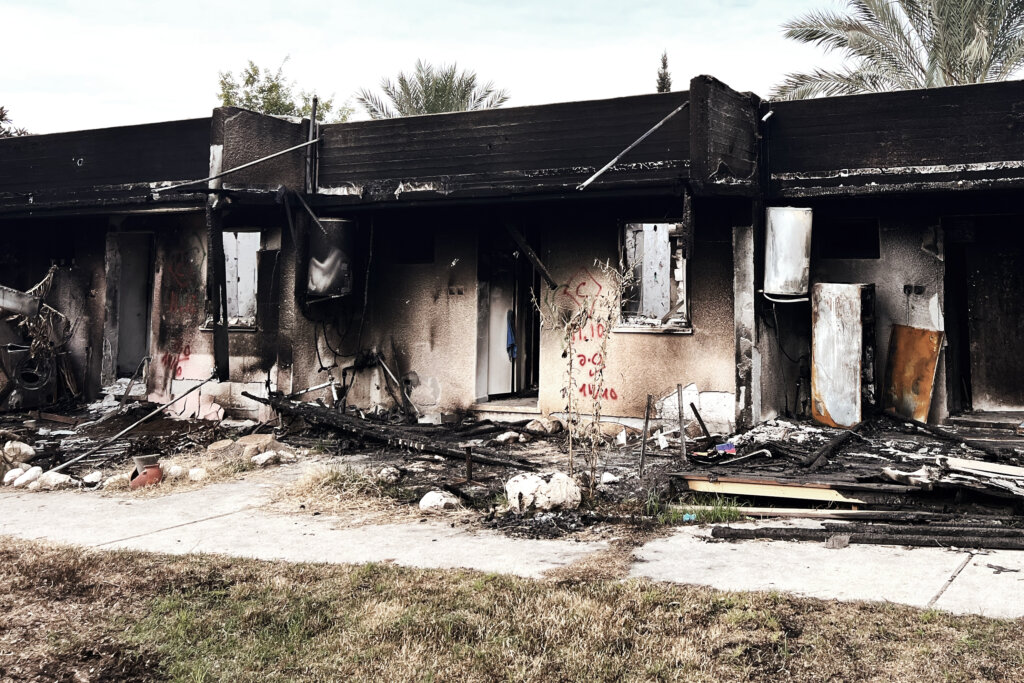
503, 222, 557, 290
243, 392, 537, 471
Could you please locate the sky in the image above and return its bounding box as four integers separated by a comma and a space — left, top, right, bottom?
2, 0, 842, 134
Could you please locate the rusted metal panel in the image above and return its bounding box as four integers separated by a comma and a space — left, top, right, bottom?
883, 324, 943, 422
811, 283, 876, 429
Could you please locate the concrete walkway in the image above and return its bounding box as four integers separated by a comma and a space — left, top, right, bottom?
0, 478, 602, 579
631, 522, 1024, 619
2, 479, 1023, 618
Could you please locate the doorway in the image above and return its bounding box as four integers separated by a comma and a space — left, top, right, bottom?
475, 226, 541, 403
945, 216, 1024, 415
115, 232, 154, 376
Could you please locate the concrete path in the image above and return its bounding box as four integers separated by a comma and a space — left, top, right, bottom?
631, 522, 1024, 619
2, 479, 1024, 618
0, 478, 603, 579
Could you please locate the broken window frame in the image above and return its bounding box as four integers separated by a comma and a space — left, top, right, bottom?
222, 229, 262, 329
617, 222, 691, 333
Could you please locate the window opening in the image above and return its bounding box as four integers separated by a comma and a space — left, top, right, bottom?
621, 222, 689, 329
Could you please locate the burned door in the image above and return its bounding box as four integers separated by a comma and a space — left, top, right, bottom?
116, 232, 154, 375
964, 220, 1024, 410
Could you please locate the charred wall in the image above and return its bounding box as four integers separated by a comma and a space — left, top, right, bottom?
537, 200, 736, 429
757, 201, 948, 423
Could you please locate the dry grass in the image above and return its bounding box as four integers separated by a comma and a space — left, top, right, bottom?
97, 447, 286, 498
2, 535, 1023, 682
268, 463, 466, 527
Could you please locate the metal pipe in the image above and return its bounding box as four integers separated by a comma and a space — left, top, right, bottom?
45, 374, 218, 475
157, 138, 321, 194
577, 101, 689, 191
291, 190, 330, 237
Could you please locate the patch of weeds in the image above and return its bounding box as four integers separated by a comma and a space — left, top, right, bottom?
679, 493, 745, 523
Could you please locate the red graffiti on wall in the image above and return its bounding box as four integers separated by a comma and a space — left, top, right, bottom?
160, 344, 192, 379
574, 351, 619, 400
557, 267, 602, 308
163, 241, 206, 321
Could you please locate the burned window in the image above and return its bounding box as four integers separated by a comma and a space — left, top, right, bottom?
621, 223, 689, 329
814, 217, 880, 259
223, 230, 261, 326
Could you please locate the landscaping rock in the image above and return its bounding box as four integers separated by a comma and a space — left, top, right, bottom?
206, 439, 240, 457
419, 490, 460, 511
102, 473, 131, 490
82, 471, 103, 485
165, 465, 186, 480
12, 466, 43, 488
38, 471, 74, 490
188, 467, 208, 482
3, 467, 24, 486
251, 451, 281, 467
236, 433, 281, 452
600, 472, 620, 485
27, 481, 41, 491
495, 430, 527, 444
378, 466, 402, 484
3, 441, 35, 460
526, 417, 564, 435
505, 472, 582, 513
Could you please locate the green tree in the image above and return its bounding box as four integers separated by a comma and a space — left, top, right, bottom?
356, 59, 510, 119
656, 51, 672, 93
772, 0, 1024, 99
218, 59, 351, 123
0, 106, 27, 138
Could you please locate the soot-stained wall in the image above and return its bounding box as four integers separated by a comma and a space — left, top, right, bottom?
362, 213, 480, 417
0, 217, 107, 402
537, 210, 736, 429
757, 210, 948, 423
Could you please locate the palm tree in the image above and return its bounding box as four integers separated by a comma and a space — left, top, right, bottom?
772, 0, 1024, 99
357, 59, 510, 119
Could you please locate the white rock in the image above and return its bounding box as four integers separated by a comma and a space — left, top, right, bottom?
38, 471, 74, 490
505, 472, 582, 513
600, 472, 620, 485
4, 468, 24, 486
82, 471, 103, 484
419, 490, 460, 511
3, 441, 36, 460
12, 466, 43, 488
235, 433, 282, 454
188, 467, 208, 482
27, 481, 41, 491
102, 473, 131, 489
525, 417, 563, 435
378, 466, 402, 484
165, 465, 186, 480
495, 430, 527, 444
251, 451, 280, 467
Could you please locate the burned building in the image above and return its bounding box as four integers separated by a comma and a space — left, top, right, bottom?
1, 75, 1022, 434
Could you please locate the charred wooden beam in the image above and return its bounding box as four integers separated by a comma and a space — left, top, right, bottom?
801, 424, 864, 470
711, 525, 1024, 550
821, 522, 1024, 538
881, 410, 1004, 459
503, 222, 557, 289
242, 392, 537, 471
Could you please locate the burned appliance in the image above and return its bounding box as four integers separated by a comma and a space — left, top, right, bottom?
0, 345, 59, 410
811, 283, 876, 429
